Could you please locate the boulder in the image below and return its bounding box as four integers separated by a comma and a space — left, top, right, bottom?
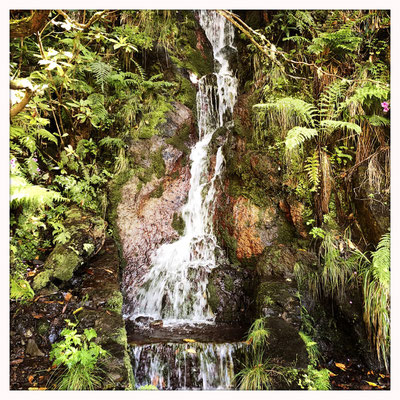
33, 206, 106, 290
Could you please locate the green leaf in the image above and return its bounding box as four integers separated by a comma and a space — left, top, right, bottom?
84, 328, 97, 342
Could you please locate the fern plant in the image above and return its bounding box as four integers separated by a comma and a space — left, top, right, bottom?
10, 275, 35, 302
49, 320, 109, 390
359, 231, 390, 371
304, 151, 320, 191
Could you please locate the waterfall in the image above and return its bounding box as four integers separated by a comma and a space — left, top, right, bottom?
131, 342, 241, 390
129, 10, 238, 325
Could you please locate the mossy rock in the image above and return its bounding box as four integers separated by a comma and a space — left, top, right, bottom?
166, 123, 191, 155
171, 212, 185, 236
33, 206, 107, 290
206, 266, 253, 324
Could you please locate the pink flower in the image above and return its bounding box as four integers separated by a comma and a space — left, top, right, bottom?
381, 101, 390, 113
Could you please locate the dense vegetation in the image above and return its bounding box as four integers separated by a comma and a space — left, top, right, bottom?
10, 9, 390, 390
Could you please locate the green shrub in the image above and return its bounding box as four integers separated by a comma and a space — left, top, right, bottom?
49, 320, 108, 390
10, 275, 35, 302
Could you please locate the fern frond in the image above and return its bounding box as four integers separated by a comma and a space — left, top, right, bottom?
361, 231, 390, 371
319, 79, 349, 119
254, 97, 318, 130
304, 150, 320, 191
10, 175, 66, 207
320, 120, 361, 135
90, 61, 113, 92
36, 128, 58, 145
130, 58, 146, 81
99, 136, 125, 149
285, 126, 318, 153
366, 115, 390, 127
20, 136, 36, 153
347, 83, 390, 109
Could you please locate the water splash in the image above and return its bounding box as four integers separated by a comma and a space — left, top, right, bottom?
129, 10, 238, 325
131, 342, 241, 390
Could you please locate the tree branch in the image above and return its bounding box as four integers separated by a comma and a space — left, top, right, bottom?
10, 10, 50, 38
56, 10, 109, 30
10, 81, 34, 118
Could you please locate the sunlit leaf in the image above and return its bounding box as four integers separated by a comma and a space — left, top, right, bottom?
335, 362, 346, 371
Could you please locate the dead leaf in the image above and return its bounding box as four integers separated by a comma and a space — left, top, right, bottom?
11, 359, 23, 365
28, 375, 34, 384
64, 292, 72, 302
335, 362, 347, 371
329, 372, 338, 377
186, 348, 196, 354
104, 269, 114, 274
367, 370, 374, 375
32, 313, 44, 319
365, 381, 378, 387
183, 339, 196, 343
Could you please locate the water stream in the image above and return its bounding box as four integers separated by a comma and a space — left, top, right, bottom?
128, 11, 241, 389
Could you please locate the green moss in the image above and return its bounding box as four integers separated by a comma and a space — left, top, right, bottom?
277, 219, 296, 244
106, 291, 124, 313
150, 149, 166, 179
32, 269, 53, 290
150, 183, 164, 198
228, 177, 270, 208
175, 76, 197, 116
166, 123, 191, 155
206, 281, 219, 312
137, 100, 172, 140
51, 250, 82, 281
223, 274, 234, 292
171, 212, 185, 236
37, 320, 50, 336
218, 227, 239, 265
185, 46, 214, 77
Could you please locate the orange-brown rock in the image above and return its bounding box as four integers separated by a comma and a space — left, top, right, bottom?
232, 196, 264, 260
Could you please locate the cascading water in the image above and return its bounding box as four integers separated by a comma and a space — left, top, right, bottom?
131, 342, 239, 390
128, 11, 243, 390
130, 10, 238, 325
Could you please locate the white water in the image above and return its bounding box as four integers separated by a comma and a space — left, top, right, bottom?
130, 10, 238, 325
131, 342, 240, 390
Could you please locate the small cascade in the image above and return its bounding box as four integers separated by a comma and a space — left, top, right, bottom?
131, 342, 243, 390
129, 10, 238, 325
127, 10, 242, 390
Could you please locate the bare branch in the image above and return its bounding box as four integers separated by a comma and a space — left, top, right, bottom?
56, 10, 109, 30
10, 80, 34, 118
10, 10, 50, 38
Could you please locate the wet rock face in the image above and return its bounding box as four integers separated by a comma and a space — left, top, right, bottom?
33, 206, 107, 291
118, 102, 196, 315
158, 101, 194, 139
206, 265, 253, 324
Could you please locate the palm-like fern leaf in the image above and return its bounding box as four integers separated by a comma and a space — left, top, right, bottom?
254, 97, 318, 130
285, 126, 318, 153
319, 79, 349, 120
320, 119, 361, 135
10, 175, 66, 207
90, 61, 112, 92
